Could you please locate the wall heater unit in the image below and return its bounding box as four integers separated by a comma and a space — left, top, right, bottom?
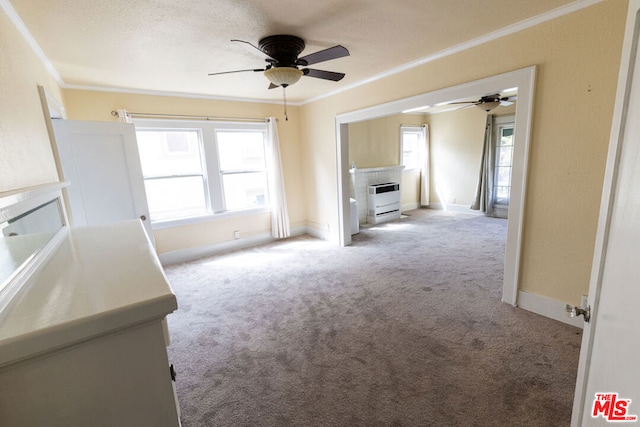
367, 182, 401, 224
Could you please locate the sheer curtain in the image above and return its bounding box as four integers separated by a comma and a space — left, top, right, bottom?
266, 118, 291, 238
471, 114, 494, 213
420, 124, 430, 207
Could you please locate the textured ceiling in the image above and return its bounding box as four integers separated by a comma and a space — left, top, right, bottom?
9, 0, 581, 103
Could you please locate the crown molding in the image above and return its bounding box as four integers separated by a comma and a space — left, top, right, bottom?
0, 0, 63, 86
0, 0, 295, 106
3, 0, 603, 107
61, 83, 302, 106
302, 0, 604, 105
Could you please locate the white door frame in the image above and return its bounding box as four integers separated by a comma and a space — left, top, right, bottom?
571, 1, 640, 424
335, 66, 536, 305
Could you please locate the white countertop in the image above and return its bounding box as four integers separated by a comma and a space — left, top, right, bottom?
0, 220, 177, 367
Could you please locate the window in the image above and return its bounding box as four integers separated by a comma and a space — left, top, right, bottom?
493, 118, 515, 206
216, 130, 269, 211
136, 129, 207, 222
400, 126, 422, 170
134, 120, 269, 224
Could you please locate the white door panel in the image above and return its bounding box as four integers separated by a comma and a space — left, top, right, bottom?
572, 2, 640, 425
52, 120, 154, 244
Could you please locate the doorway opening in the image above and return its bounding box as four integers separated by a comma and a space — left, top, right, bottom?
335, 67, 536, 305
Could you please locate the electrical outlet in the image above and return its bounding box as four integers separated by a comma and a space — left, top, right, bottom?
234, 230, 240, 239
581, 294, 589, 309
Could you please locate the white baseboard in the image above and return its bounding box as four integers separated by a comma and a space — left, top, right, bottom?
516, 290, 584, 329
401, 203, 420, 212
429, 202, 483, 215
158, 225, 309, 265
304, 223, 331, 241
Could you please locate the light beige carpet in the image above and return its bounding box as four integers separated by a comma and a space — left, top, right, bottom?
165, 209, 581, 426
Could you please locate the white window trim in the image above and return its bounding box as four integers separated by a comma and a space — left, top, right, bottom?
133, 119, 269, 229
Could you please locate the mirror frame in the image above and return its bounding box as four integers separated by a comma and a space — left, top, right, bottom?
0, 182, 69, 311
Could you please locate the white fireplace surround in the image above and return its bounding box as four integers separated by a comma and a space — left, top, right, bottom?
349, 165, 404, 224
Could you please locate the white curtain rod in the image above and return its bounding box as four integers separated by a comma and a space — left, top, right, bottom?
110, 110, 275, 123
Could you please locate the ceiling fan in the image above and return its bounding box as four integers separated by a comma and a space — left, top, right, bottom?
208, 35, 349, 121
448, 94, 517, 112
208, 35, 349, 89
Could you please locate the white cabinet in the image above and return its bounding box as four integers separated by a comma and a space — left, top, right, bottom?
0, 215, 180, 426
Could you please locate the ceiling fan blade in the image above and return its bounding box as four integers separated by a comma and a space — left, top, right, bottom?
208, 68, 264, 76
230, 39, 273, 58
447, 101, 477, 105
500, 101, 514, 106
298, 45, 349, 66
302, 68, 345, 81
455, 104, 475, 110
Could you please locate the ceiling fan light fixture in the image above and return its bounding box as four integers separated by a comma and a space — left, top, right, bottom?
264, 67, 303, 87
477, 101, 501, 112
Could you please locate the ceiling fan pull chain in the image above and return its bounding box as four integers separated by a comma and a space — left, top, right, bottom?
283, 86, 289, 121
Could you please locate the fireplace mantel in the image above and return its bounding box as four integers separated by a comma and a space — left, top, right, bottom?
349, 165, 405, 175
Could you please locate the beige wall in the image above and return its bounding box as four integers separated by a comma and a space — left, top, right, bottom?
299, 1, 627, 305
0, 8, 62, 192
429, 107, 487, 206
429, 104, 516, 208
348, 114, 426, 168
62, 89, 305, 255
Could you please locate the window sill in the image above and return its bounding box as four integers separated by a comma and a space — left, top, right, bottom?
150, 207, 270, 230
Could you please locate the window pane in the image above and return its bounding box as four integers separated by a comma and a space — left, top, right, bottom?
494, 124, 514, 206
222, 172, 269, 210
499, 127, 514, 146
144, 176, 207, 221
497, 146, 513, 167
496, 166, 512, 187
216, 131, 266, 171
402, 131, 421, 169
136, 130, 203, 177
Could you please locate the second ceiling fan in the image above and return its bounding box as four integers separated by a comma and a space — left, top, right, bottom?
448, 94, 517, 112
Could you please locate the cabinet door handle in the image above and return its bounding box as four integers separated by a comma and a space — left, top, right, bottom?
140, 215, 147, 221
